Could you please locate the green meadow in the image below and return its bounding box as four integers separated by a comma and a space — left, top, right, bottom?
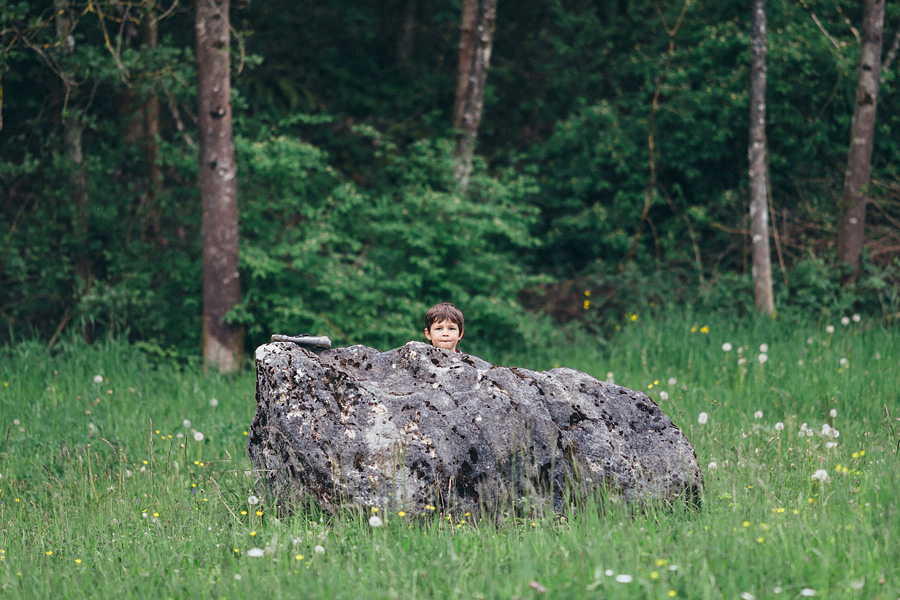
1, 311, 898, 599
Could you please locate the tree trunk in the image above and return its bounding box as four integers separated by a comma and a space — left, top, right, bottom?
143, 2, 162, 208
748, 0, 775, 315
837, 0, 885, 285
452, 0, 497, 191
197, 0, 243, 373
55, 0, 93, 337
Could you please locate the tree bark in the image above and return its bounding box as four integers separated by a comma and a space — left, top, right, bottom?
54, 0, 93, 337
197, 0, 243, 373
748, 0, 775, 315
452, 0, 497, 191
837, 0, 885, 284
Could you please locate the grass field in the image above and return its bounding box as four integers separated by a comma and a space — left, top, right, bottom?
1, 311, 898, 599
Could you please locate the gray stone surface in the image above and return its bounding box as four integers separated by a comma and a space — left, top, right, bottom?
248, 341, 702, 515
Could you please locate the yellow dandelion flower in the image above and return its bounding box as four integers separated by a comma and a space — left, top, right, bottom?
75, 559, 82, 564
742, 521, 750, 528
45, 551, 53, 556
757, 537, 764, 543
655, 559, 668, 567
669, 591, 677, 597
398, 511, 406, 517
256, 511, 263, 516
630, 314, 638, 321
851, 452, 859, 459
793, 509, 800, 515
700, 325, 709, 334
153, 512, 159, 517
425, 505, 435, 511
690, 325, 698, 333
143, 460, 149, 465
860, 450, 865, 457
243, 431, 249, 436
650, 571, 660, 580
584, 290, 590, 297
775, 507, 785, 513
295, 554, 304, 561
583, 300, 590, 310
371, 507, 378, 513
241, 511, 248, 516
250, 531, 257, 537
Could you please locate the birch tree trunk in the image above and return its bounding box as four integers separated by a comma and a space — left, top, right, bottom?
197, 0, 243, 373
748, 0, 774, 315
837, 0, 885, 285
452, 0, 497, 191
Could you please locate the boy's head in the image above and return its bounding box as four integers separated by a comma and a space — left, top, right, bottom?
424, 303, 464, 352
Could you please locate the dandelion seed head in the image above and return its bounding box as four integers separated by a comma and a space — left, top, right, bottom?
698, 412, 709, 425
193, 431, 204, 442
737, 357, 747, 366
759, 343, 768, 353
707, 461, 717, 470
826, 325, 835, 334
183, 419, 191, 428
829, 409, 837, 418
93, 375, 103, 383
839, 357, 849, 367
614, 574, 633, 583
246, 547, 265, 557
800, 588, 817, 597
841, 316, 850, 326
812, 469, 829, 482
754, 410, 763, 420
606, 372, 615, 383
314, 545, 325, 554
209, 398, 219, 407
774, 422, 784, 431
722, 342, 733, 352
741, 592, 756, 600
247, 495, 260, 505
605, 569, 614, 576
667, 377, 677, 386
757, 353, 768, 364
659, 391, 669, 401
368, 516, 383, 527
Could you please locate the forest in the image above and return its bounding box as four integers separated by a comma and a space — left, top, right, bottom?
1, 0, 899, 364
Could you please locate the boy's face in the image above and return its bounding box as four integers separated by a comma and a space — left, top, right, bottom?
425, 319, 463, 352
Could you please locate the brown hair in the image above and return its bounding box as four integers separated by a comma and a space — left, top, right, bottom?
424, 302, 464, 332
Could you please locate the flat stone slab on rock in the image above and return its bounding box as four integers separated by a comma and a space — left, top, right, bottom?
248, 341, 701, 515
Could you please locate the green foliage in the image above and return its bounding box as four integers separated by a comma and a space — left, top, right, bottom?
235, 126, 539, 352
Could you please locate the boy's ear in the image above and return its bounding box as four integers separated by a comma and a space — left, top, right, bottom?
424, 327, 432, 341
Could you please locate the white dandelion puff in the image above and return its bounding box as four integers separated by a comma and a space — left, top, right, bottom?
741, 593, 756, 600
667, 377, 677, 386
811, 469, 829, 482
93, 375, 104, 384
839, 357, 849, 368
754, 410, 763, 420
829, 409, 837, 418
659, 391, 669, 401
722, 342, 733, 352
314, 545, 325, 554
852, 313, 861, 322
247, 495, 260, 505
707, 462, 718, 470
759, 343, 768, 353
614, 574, 633, 583
841, 316, 850, 326
800, 588, 817, 597
825, 325, 835, 334
825, 441, 838, 449
757, 353, 768, 364
209, 398, 219, 407
368, 516, 383, 528
246, 547, 265, 557
606, 372, 615, 383
605, 569, 614, 576
183, 419, 191, 428
193, 431, 205, 442
698, 412, 709, 425
774, 422, 784, 431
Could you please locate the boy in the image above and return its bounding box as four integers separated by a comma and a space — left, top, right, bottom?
423, 302, 464, 353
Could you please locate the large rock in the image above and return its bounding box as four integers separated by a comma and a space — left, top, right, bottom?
248, 341, 701, 515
